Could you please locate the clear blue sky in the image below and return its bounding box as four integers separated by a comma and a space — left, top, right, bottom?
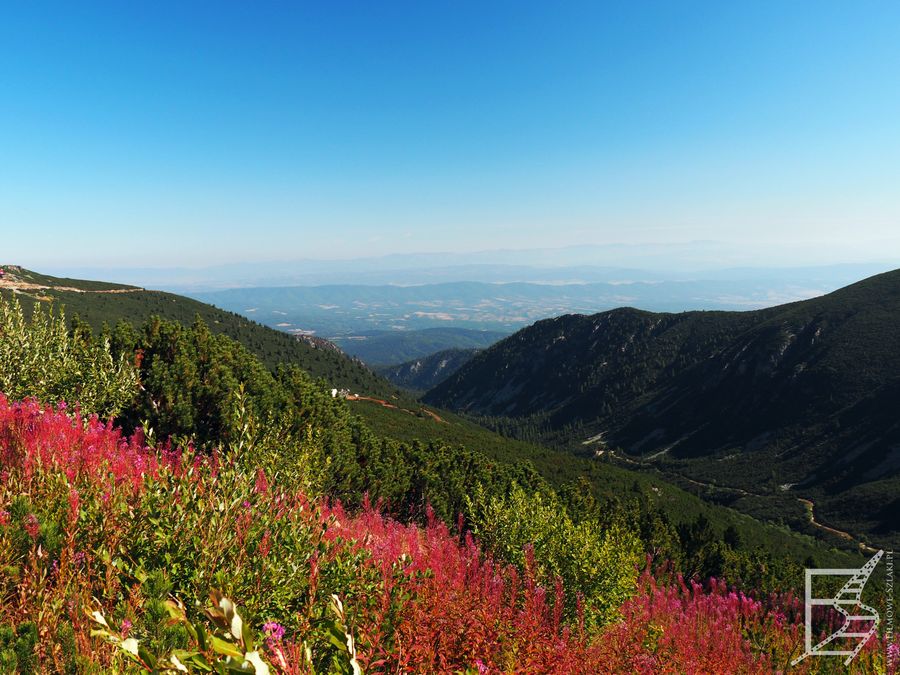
2, 1, 899, 268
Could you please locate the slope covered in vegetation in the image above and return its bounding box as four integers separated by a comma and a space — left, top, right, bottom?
426, 269, 900, 549
0, 286, 895, 672
8, 394, 892, 673
0, 266, 393, 399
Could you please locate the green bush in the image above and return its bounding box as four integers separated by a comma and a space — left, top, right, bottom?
0, 296, 137, 417
0, 622, 38, 674
465, 483, 642, 629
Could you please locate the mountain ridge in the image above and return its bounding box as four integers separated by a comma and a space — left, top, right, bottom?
425, 268, 900, 548
376, 347, 479, 392
0, 265, 393, 398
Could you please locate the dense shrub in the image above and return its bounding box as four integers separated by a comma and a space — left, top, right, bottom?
0, 296, 137, 417
465, 483, 642, 629
0, 396, 609, 672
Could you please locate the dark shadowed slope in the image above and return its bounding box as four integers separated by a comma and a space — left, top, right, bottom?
426, 269, 900, 547
376, 348, 479, 392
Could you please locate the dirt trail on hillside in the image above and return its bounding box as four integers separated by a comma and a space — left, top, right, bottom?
346, 394, 403, 409
0, 279, 144, 294
55, 286, 144, 294
345, 394, 447, 423
798, 498, 878, 554
612, 452, 879, 554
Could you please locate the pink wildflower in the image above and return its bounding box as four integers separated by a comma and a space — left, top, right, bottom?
254, 468, 269, 495
263, 622, 285, 641
24, 514, 40, 540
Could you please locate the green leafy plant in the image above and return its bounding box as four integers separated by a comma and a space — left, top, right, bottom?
466, 482, 643, 628
0, 296, 137, 417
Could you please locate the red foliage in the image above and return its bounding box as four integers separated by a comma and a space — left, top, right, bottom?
0, 394, 181, 493
1, 394, 894, 674
326, 501, 603, 672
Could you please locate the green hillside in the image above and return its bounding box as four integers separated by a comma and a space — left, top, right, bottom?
0, 266, 871, 588
425, 269, 900, 549
0, 265, 395, 398
351, 396, 865, 566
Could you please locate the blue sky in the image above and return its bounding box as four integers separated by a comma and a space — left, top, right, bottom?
2, 1, 899, 268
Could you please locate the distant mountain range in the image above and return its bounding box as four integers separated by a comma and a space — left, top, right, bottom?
332, 328, 502, 366
40, 258, 898, 374
376, 348, 479, 392
187, 270, 889, 338
425, 269, 900, 548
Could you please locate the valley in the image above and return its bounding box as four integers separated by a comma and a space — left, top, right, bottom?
375, 347, 480, 392
1, 265, 866, 566
3, 262, 897, 671
425, 269, 900, 550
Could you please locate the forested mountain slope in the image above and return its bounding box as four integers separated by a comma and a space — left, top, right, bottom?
426, 269, 900, 547
376, 347, 478, 392
0, 265, 394, 398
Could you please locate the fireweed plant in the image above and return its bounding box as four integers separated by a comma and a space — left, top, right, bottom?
0, 397, 896, 673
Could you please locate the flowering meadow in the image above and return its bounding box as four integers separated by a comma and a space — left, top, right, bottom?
0, 296, 897, 673
0, 395, 895, 674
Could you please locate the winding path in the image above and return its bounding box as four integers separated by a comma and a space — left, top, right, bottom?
611, 452, 879, 554
0, 278, 144, 294
797, 498, 879, 554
